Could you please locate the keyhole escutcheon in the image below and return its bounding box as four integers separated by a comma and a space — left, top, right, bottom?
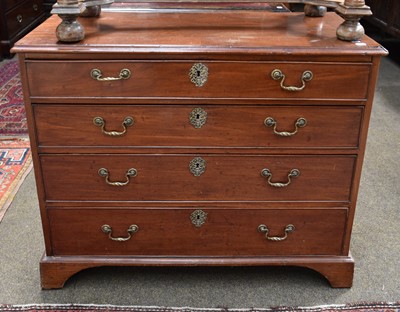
189, 107, 207, 129
189, 63, 208, 87
189, 157, 206, 177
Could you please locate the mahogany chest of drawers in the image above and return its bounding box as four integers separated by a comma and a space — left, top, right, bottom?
13, 9, 386, 289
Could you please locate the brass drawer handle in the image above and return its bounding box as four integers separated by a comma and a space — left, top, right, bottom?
93, 116, 134, 136
264, 117, 307, 137
258, 224, 295, 241
261, 168, 300, 188
33, 4, 38, 11
98, 168, 137, 186
271, 69, 313, 92
101, 224, 139, 242
189, 107, 207, 129
90, 68, 131, 81
16, 15, 23, 23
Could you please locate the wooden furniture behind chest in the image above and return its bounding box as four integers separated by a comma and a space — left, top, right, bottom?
13, 9, 386, 289
364, 0, 400, 38
0, 0, 45, 58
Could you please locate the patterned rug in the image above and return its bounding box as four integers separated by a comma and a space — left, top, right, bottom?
0, 58, 28, 136
0, 303, 399, 312
0, 138, 32, 222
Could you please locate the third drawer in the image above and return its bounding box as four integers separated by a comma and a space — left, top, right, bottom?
40, 154, 355, 202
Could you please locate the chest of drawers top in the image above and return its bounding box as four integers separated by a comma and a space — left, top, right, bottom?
13, 10, 385, 58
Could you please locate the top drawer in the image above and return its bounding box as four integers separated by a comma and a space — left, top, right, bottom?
26, 60, 371, 100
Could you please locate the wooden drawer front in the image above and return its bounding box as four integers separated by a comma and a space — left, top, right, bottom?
6, 0, 43, 38
48, 208, 347, 256
34, 105, 363, 149
41, 155, 355, 202
27, 61, 370, 100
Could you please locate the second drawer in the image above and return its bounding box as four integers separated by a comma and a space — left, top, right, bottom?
34, 105, 363, 149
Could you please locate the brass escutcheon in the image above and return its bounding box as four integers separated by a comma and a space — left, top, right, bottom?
189, 107, 207, 129
190, 209, 208, 228
189, 63, 208, 87
189, 157, 206, 177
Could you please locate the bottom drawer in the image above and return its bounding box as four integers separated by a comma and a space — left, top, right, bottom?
48, 208, 347, 256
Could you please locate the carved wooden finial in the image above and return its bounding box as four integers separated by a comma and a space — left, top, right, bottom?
336, 0, 372, 41
344, 0, 366, 7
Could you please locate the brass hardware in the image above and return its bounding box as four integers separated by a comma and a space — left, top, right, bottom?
264, 117, 307, 137
189, 107, 207, 129
271, 69, 313, 92
33, 3, 38, 10
101, 224, 139, 242
189, 63, 208, 87
93, 116, 134, 136
190, 209, 208, 228
16, 15, 23, 23
98, 168, 137, 186
261, 168, 300, 188
90, 68, 131, 81
189, 157, 206, 177
258, 224, 295, 241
